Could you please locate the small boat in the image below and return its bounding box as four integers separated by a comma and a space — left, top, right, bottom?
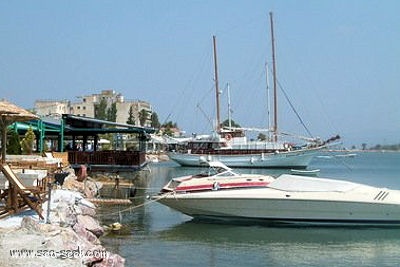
316, 155, 333, 159
290, 169, 320, 176
154, 161, 400, 226
334, 153, 357, 158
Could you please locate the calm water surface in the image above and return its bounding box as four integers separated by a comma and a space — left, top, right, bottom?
99, 152, 400, 267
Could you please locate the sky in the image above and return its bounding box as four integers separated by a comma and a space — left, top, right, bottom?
0, 0, 399, 148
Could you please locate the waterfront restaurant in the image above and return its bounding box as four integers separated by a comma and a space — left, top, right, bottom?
10, 114, 156, 172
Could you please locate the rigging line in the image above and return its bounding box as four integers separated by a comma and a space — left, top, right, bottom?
274, 31, 341, 138
194, 83, 217, 128
278, 32, 339, 136
133, 187, 164, 190
196, 103, 214, 130
326, 150, 354, 172
233, 58, 266, 127
274, 74, 314, 138
264, 61, 313, 138
198, 84, 216, 106
162, 41, 212, 126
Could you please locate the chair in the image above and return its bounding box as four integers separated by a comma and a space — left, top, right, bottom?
0, 164, 45, 219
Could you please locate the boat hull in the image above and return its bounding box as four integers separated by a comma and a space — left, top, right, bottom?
168, 148, 320, 168
156, 188, 400, 226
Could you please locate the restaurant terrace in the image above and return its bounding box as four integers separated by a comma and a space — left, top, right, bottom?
10, 114, 156, 172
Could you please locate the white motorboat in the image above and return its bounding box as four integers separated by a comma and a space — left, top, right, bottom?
154, 161, 400, 226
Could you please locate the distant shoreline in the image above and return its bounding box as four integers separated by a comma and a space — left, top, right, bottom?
329, 149, 400, 153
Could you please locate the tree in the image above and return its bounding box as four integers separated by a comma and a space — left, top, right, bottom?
163, 128, 174, 136
221, 119, 241, 128
361, 143, 367, 150
20, 127, 36, 154
139, 109, 149, 126
7, 129, 21, 155
126, 105, 135, 125
107, 102, 117, 122
99, 133, 112, 150
94, 98, 108, 120
151, 112, 161, 128
161, 121, 178, 136
161, 121, 177, 128
257, 133, 267, 141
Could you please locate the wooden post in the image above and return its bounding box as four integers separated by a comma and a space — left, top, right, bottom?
46, 181, 52, 224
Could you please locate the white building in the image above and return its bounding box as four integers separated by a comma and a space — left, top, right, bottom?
34, 100, 70, 118
35, 89, 152, 127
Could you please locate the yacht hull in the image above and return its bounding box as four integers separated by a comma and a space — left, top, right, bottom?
168, 148, 320, 169
156, 187, 400, 226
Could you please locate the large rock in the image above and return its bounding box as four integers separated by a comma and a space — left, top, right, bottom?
73, 223, 100, 245
62, 176, 85, 192
77, 203, 97, 217
76, 214, 104, 237
84, 179, 101, 198
0, 173, 125, 267
60, 227, 97, 252
56, 200, 77, 227
90, 252, 126, 267
20, 216, 40, 232
0, 227, 80, 267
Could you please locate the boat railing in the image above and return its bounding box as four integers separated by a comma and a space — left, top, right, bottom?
186, 148, 288, 155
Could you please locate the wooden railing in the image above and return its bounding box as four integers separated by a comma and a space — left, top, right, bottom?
68, 151, 146, 167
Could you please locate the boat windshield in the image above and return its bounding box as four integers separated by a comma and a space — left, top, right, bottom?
207, 166, 237, 177
197, 161, 238, 177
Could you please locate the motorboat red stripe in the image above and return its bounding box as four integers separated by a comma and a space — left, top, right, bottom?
175, 181, 270, 192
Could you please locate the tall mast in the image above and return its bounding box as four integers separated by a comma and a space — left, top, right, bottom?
213, 35, 221, 132
265, 62, 272, 141
227, 83, 232, 129
269, 12, 278, 142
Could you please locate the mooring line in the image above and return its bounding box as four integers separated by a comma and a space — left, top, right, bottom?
96, 192, 173, 218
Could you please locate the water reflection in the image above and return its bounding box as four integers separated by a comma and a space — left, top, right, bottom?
99, 153, 400, 267
159, 220, 400, 244
155, 220, 400, 267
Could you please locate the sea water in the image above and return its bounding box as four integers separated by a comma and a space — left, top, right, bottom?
99, 151, 400, 267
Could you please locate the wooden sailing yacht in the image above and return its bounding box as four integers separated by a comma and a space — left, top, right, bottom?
168, 12, 340, 168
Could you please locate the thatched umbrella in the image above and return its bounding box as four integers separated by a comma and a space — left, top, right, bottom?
0, 99, 39, 163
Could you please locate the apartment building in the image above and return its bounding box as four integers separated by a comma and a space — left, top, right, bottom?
34, 100, 70, 118
35, 89, 152, 126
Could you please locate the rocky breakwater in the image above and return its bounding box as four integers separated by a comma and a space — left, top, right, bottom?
0, 168, 125, 267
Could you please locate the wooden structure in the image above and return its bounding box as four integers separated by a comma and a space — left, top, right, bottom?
62, 114, 155, 171
68, 150, 146, 171
0, 99, 39, 163
0, 164, 45, 219
87, 198, 132, 205
10, 114, 156, 172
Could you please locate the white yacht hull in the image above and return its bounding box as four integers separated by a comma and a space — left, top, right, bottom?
156, 185, 400, 226
168, 148, 319, 168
